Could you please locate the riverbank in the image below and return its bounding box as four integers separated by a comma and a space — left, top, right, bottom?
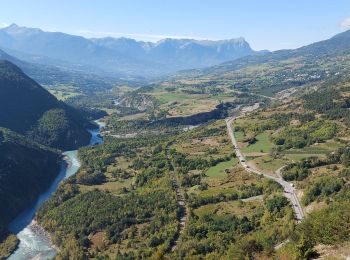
0, 234, 19, 259
7, 120, 104, 259
7, 151, 79, 259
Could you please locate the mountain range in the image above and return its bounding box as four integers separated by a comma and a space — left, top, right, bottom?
0, 24, 260, 76
168, 28, 350, 97
187, 28, 350, 76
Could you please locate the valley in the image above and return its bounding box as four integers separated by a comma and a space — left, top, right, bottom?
1, 11, 350, 260
3, 122, 103, 260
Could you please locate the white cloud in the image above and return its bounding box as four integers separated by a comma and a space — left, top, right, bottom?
340, 17, 350, 30
0, 23, 9, 28
75, 30, 212, 42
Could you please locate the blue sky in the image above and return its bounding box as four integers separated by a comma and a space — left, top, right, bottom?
1, 0, 350, 50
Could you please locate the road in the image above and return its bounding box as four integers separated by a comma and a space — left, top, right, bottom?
225, 117, 304, 222
166, 143, 187, 251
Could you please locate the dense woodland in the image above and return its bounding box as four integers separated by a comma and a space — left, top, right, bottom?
0, 60, 92, 150
37, 134, 181, 258
0, 128, 60, 257
0, 60, 93, 258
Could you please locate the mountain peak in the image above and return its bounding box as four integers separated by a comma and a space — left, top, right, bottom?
1, 23, 43, 35
2, 23, 20, 32
230, 37, 246, 44
6, 23, 19, 29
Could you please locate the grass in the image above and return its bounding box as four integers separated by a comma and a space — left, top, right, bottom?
205, 157, 239, 179
278, 140, 345, 164
174, 122, 233, 161
284, 141, 344, 155
119, 112, 146, 121
78, 178, 132, 195
248, 139, 344, 173
198, 186, 239, 198
46, 84, 82, 101
245, 144, 344, 175
151, 92, 193, 103
252, 156, 288, 172
235, 118, 343, 173
150, 91, 222, 116
194, 200, 263, 218
234, 130, 245, 142
241, 132, 275, 153
283, 154, 314, 161
0, 234, 18, 259
167, 100, 217, 116
50, 90, 81, 100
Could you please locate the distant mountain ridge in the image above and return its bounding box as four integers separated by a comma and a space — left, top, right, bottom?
178, 28, 350, 79
0, 24, 260, 76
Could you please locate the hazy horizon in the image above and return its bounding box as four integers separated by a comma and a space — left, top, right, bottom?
1, 0, 350, 51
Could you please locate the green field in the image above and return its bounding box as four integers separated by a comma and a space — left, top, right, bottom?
46, 84, 82, 101
252, 156, 287, 172
205, 157, 239, 179
241, 132, 275, 153
234, 130, 245, 142
151, 92, 194, 103
194, 200, 263, 218
247, 139, 344, 172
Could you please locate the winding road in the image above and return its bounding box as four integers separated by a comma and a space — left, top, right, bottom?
225, 117, 304, 222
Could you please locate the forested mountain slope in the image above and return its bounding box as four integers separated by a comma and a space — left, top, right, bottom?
0, 60, 91, 150
0, 60, 94, 257
0, 48, 121, 94
0, 128, 60, 256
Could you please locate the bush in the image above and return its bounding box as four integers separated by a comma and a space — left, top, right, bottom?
302, 176, 344, 205
282, 165, 309, 181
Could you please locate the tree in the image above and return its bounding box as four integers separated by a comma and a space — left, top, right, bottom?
295, 234, 314, 260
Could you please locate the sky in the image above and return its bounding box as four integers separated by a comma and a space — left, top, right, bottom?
1, 0, 350, 51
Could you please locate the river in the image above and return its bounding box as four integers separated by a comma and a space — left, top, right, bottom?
7, 120, 104, 260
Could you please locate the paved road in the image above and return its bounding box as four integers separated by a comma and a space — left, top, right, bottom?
225, 117, 304, 222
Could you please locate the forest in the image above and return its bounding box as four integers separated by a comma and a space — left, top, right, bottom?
37, 133, 181, 258
0, 128, 61, 257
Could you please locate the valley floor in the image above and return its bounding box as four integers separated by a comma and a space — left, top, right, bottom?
33, 107, 299, 259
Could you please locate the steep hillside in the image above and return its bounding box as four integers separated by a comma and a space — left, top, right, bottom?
0, 24, 259, 76
0, 128, 60, 245
0, 60, 91, 150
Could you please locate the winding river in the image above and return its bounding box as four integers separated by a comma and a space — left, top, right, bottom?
8, 120, 104, 260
